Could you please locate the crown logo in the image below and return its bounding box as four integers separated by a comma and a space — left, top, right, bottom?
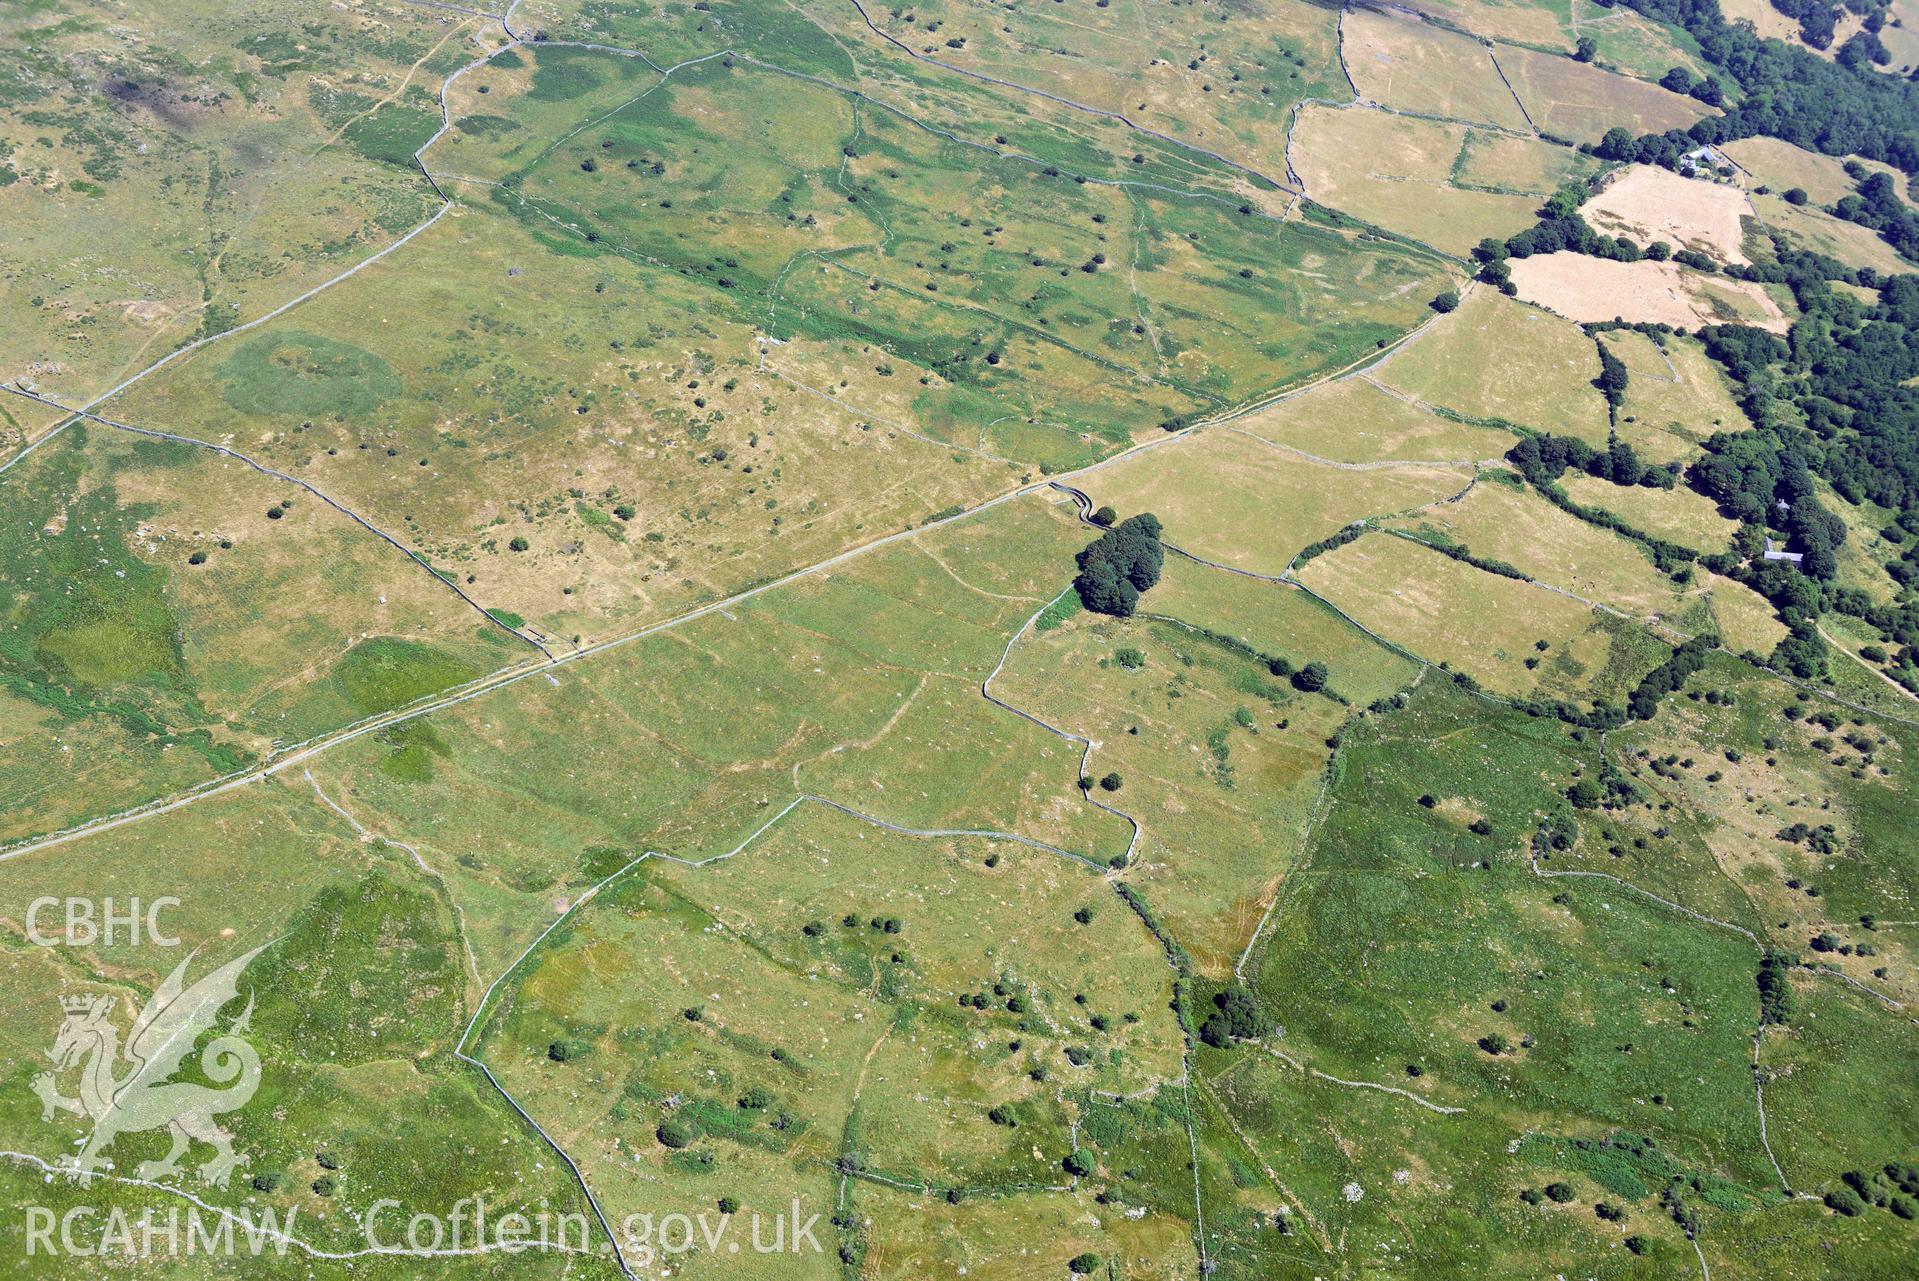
58, 993, 102, 1014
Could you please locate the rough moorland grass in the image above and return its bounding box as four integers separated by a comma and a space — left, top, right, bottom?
308, 495, 1121, 974
651, 809, 1181, 1188
1252, 682, 1776, 1182
1612, 653, 1919, 954
1145, 554, 1422, 709
1295, 530, 1667, 704
0, 0, 443, 432
334, 637, 485, 717
991, 609, 1350, 974
0, 426, 518, 841
509, 57, 1445, 427
109, 210, 1020, 642
475, 860, 887, 1240
520, 0, 1336, 209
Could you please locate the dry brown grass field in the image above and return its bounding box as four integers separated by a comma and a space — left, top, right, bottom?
1582, 164, 1755, 263
1293, 530, 1658, 701
1510, 253, 1791, 331
1289, 106, 1547, 256
1559, 473, 1740, 552
1229, 377, 1516, 465
1601, 330, 1752, 465
1753, 193, 1917, 275
1724, 136, 1919, 208
1389, 475, 1693, 620
1500, 44, 1715, 142
1342, 7, 1532, 130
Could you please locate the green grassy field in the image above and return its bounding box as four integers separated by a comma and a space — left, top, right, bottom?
0, 423, 528, 841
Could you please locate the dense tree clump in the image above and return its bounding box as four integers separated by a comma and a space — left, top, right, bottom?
1832, 170, 1919, 263
1757, 951, 1796, 1025
1594, 342, 1629, 417
1667, 259, 1919, 686
1198, 983, 1266, 1048
1510, 433, 1678, 493
1074, 513, 1165, 617
1606, 0, 1919, 179
1485, 185, 1657, 265
1627, 636, 1714, 720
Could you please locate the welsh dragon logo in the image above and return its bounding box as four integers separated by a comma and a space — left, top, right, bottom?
31, 943, 269, 1187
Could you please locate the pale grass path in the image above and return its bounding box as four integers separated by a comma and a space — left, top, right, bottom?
302, 768, 482, 988
1260, 1044, 1465, 1115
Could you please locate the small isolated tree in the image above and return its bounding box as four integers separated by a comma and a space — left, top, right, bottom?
1090, 505, 1117, 527
1783, 187, 1809, 206
1431, 289, 1460, 314
1098, 772, 1123, 792
1292, 661, 1329, 693
509, 535, 530, 552
1544, 1181, 1576, 1203
1574, 35, 1596, 61
657, 1119, 695, 1149
1062, 1149, 1095, 1177
1069, 1253, 1101, 1275
1478, 1032, 1513, 1055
